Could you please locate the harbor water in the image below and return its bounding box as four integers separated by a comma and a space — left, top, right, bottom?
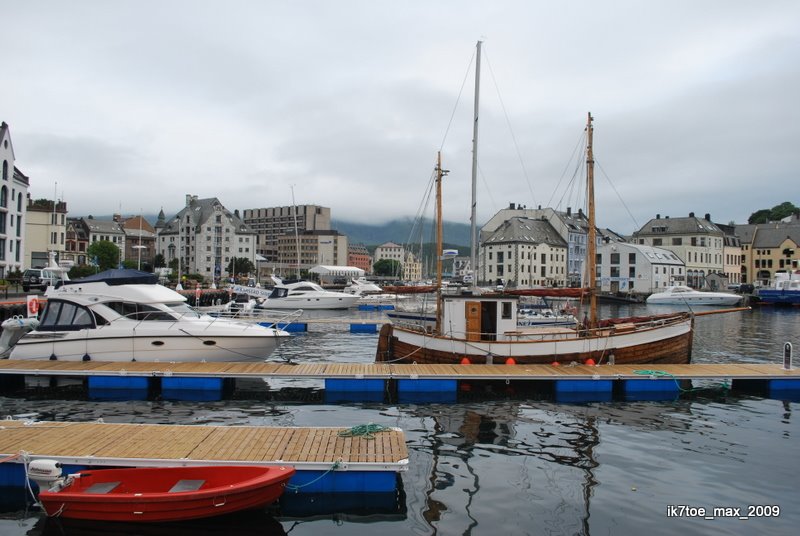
1, 304, 798, 535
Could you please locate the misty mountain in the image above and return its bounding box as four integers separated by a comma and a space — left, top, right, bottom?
332, 217, 472, 248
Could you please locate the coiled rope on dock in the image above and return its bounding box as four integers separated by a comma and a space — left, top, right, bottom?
337, 423, 392, 439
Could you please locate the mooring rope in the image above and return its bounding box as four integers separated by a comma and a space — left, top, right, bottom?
285, 459, 342, 493
633, 369, 730, 392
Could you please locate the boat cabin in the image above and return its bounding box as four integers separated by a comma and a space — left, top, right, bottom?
440, 293, 520, 341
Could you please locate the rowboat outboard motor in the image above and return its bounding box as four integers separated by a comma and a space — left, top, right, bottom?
0, 316, 40, 359
27, 459, 68, 492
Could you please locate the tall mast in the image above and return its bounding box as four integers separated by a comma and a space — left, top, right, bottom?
586, 112, 597, 326
435, 152, 445, 333
469, 40, 482, 288
290, 185, 301, 279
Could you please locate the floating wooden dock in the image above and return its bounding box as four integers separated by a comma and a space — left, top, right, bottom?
0, 359, 797, 380
1, 360, 798, 403
0, 419, 408, 493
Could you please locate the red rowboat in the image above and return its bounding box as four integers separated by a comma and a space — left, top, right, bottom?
38, 465, 295, 522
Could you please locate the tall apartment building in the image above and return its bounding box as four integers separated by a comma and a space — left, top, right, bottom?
1, 122, 31, 276
157, 195, 256, 281
276, 229, 347, 276
242, 205, 331, 263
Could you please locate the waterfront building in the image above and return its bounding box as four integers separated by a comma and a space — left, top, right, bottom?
157, 195, 256, 282
25, 196, 68, 270
64, 217, 89, 266
597, 240, 685, 295
120, 215, 156, 269
632, 213, 725, 289
1, 122, 31, 276
716, 223, 743, 287
480, 216, 568, 288
482, 204, 598, 287
374, 242, 405, 266
276, 229, 347, 277
403, 252, 422, 282
735, 220, 800, 285
347, 244, 372, 274
242, 205, 331, 263
70, 216, 126, 267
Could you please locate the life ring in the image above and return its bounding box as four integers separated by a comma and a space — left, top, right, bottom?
28, 299, 39, 315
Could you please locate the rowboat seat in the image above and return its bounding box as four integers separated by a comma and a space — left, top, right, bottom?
169, 479, 205, 493
85, 481, 120, 494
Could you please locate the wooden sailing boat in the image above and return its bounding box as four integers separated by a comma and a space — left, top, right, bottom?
376, 43, 695, 365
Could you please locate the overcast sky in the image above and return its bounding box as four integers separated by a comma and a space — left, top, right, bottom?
4, 1, 798, 234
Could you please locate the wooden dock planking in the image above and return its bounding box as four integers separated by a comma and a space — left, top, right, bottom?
1, 359, 798, 381
0, 421, 408, 468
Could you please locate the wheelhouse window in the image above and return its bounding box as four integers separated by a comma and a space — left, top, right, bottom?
39, 301, 95, 331
105, 301, 177, 321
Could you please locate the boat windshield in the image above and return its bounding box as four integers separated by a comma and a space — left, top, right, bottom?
166, 302, 203, 318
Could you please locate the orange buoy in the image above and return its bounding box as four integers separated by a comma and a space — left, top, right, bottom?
551, 361, 560, 367
505, 358, 516, 365
460, 357, 470, 365
585, 358, 596, 366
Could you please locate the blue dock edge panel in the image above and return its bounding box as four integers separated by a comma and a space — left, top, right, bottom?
350, 323, 377, 334
288, 470, 397, 493
623, 379, 680, 393
397, 379, 457, 393
88, 376, 149, 390
326, 379, 385, 392
554, 379, 613, 393
769, 379, 800, 391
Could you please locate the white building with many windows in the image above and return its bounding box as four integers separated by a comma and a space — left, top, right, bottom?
1, 122, 31, 276
632, 213, 725, 289
597, 241, 685, 295
157, 195, 256, 282
480, 216, 568, 288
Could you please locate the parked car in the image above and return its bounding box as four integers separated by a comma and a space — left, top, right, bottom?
738, 283, 755, 294
22, 268, 69, 292
22, 269, 44, 292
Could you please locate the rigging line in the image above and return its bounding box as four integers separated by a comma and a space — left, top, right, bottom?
483, 46, 537, 208
546, 129, 586, 209
439, 49, 476, 152
595, 158, 640, 231
551, 149, 584, 214
404, 166, 437, 246
477, 162, 497, 214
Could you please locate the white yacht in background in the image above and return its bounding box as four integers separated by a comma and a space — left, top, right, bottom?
646, 285, 742, 306
0, 269, 290, 362
259, 278, 360, 310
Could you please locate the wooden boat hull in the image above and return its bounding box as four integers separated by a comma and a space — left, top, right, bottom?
376, 315, 693, 365
38, 465, 295, 522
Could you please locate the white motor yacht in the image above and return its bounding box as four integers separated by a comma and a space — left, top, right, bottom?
260, 280, 360, 310
0, 270, 291, 362
646, 285, 742, 306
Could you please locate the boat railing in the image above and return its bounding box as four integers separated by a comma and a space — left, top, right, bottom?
109, 308, 305, 332
203, 308, 305, 329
